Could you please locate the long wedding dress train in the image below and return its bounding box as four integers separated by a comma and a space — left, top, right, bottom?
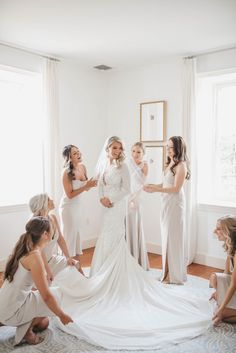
54, 163, 212, 350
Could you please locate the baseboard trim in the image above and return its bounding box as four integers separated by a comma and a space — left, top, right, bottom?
82, 237, 97, 250
193, 253, 225, 270
146, 243, 225, 270
146, 242, 161, 255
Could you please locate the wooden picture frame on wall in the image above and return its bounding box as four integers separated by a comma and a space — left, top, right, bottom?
140, 100, 166, 143
144, 145, 166, 184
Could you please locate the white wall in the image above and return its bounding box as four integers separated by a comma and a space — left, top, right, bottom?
57, 60, 108, 248
0, 50, 107, 270
105, 57, 183, 250
105, 52, 236, 269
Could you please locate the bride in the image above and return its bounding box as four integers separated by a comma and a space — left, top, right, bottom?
54, 136, 212, 350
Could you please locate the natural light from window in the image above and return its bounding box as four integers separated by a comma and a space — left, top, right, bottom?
196, 71, 236, 206
0, 66, 45, 207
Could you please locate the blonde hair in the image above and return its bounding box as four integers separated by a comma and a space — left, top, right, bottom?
218, 215, 236, 258
29, 193, 49, 216
105, 136, 125, 167
131, 141, 145, 154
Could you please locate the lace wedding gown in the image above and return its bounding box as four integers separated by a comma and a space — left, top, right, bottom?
54, 163, 212, 350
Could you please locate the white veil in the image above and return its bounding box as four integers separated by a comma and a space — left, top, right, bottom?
94, 136, 126, 180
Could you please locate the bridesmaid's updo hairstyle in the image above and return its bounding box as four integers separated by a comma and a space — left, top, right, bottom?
106, 136, 125, 167
166, 136, 191, 180
62, 144, 77, 180
218, 215, 236, 258
132, 141, 145, 154
4, 217, 50, 283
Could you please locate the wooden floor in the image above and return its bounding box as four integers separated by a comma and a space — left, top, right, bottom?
80, 248, 222, 280
0, 248, 222, 287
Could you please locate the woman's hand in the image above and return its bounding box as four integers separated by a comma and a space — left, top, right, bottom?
59, 312, 73, 325
100, 197, 113, 208
67, 257, 77, 267
143, 184, 160, 193
212, 308, 223, 326
84, 178, 97, 191
209, 291, 217, 301
46, 269, 54, 283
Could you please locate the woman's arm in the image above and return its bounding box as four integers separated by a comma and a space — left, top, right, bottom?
41, 251, 54, 282
224, 256, 231, 274
141, 162, 148, 177
25, 252, 73, 325
213, 255, 236, 325
51, 215, 70, 258
62, 170, 96, 199
144, 163, 186, 193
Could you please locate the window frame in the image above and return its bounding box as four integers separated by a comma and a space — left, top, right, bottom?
0, 64, 46, 210
196, 69, 236, 208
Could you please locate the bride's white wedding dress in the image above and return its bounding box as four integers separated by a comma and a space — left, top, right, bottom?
54, 162, 212, 350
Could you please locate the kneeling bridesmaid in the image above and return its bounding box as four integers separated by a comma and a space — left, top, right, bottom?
0, 217, 73, 345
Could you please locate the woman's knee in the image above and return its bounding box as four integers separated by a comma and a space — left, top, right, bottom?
33, 317, 49, 332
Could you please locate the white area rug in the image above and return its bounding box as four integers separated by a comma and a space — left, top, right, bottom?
0, 269, 236, 353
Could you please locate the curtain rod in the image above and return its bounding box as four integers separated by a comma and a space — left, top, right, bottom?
184, 45, 236, 59
0, 41, 61, 62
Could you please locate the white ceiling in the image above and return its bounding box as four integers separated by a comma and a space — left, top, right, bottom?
0, 0, 236, 69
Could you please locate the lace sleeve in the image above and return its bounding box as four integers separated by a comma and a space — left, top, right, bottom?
109, 163, 131, 204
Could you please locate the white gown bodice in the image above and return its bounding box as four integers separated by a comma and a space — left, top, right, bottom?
60, 180, 87, 206
0, 262, 33, 320
99, 163, 130, 204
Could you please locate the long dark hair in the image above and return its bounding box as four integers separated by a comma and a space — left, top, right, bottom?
166, 136, 191, 180
4, 217, 50, 282
62, 144, 77, 180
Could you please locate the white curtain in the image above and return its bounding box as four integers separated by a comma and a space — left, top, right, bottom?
43, 58, 61, 205
182, 57, 198, 264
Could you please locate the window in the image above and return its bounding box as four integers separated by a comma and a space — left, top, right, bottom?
196, 71, 236, 206
0, 66, 45, 207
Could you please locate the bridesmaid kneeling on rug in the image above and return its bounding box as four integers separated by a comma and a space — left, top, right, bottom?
209, 215, 236, 326
0, 217, 73, 345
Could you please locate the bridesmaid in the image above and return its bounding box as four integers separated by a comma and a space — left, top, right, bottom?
59, 145, 97, 261
0, 217, 73, 345
209, 215, 236, 326
126, 142, 149, 270
144, 136, 190, 284
29, 193, 83, 279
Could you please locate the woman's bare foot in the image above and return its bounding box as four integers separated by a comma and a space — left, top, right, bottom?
161, 272, 170, 284
24, 328, 44, 345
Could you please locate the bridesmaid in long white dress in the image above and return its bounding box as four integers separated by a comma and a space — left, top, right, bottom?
59, 145, 97, 261
144, 136, 190, 284
29, 193, 83, 279
126, 142, 149, 270
0, 217, 72, 345
209, 215, 236, 325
